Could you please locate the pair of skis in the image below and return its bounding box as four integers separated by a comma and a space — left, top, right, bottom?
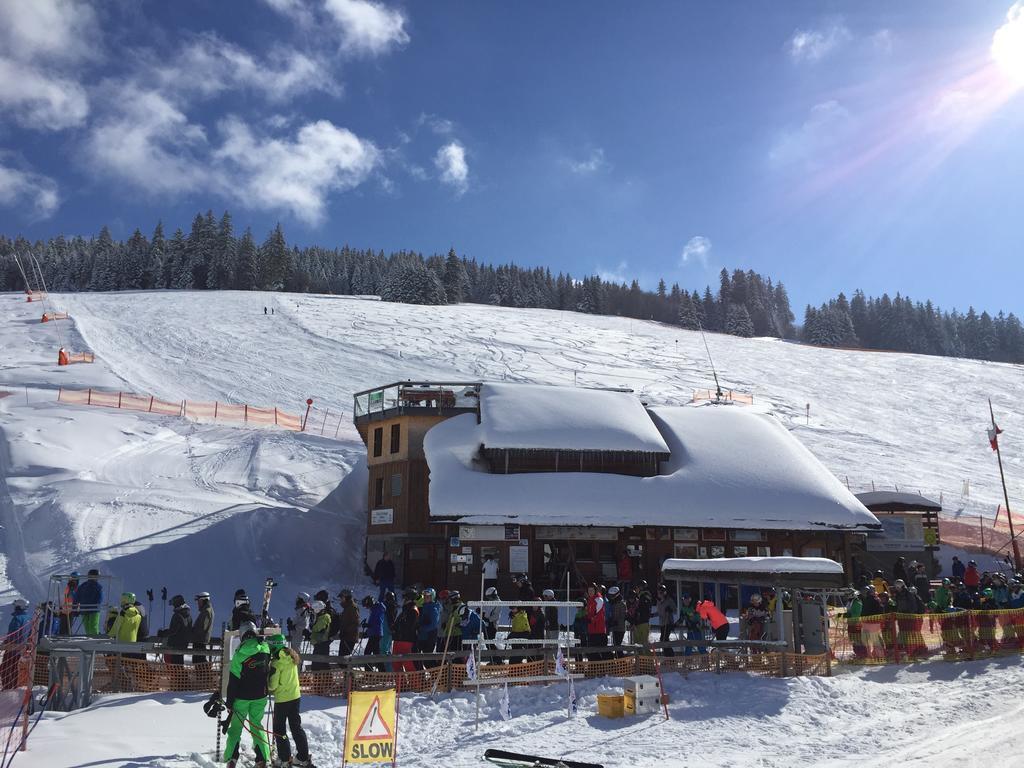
259, 577, 278, 629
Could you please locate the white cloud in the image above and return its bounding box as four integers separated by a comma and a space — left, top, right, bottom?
992, 2, 1024, 85
417, 113, 455, 135
597, 261, 630, 285
567, 148, 607, 175
787, 22, 851, 62
84, 84, 209, 195
0, 57, 89, 130
0, 0, 99, 63
155, 34, 338, 103
0, 159, 59, 220
0, 0, 99, 130
262, 0, 316, 27
680, 236, 712, 267
214, 117, 379, 224
769, 99, 851, 168
871, 29, 895, 54
323, 0, 409, 55
434, 141, 469, 194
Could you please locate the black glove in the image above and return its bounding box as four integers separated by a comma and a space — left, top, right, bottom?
303, 629, 311, 640
219, 716, 230, 734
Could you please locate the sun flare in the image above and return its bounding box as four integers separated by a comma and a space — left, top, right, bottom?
992, 2, 1024, 85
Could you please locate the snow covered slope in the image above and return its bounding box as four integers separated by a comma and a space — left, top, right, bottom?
0, 292, 366, 612
27, 659, 1024, 768
2, 288, 1022, 612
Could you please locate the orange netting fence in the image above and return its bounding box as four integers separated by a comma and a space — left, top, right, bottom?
25, 291, 46, 302
301, 405, 348, 439
57, 351, 94, 365
57, 387, 305, 431
1, 612, 41, 758
830, 608, 1024, 664
938, 509, 1024, 557
41, 312, 69, 323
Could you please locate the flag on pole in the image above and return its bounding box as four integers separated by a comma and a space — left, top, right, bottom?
500, 683, 511, 721
554, 646, 567, 677
568, 675, 578, 718
465, 650, 477, 681
989, 423, 1003, 451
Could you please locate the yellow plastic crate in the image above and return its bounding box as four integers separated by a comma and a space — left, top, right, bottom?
597, 693, 624, 718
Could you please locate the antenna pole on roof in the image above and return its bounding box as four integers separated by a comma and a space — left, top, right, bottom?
698, 320, 723, 400
989, 398, 1021, 572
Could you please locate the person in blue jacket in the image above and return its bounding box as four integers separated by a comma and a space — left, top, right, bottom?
417, 588, 440, 668
459, 604, 481, 648
73, 569, 104, 636
361, 595, 386, 671
2, 599, 31, 689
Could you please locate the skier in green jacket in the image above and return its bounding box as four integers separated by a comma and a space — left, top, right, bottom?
224, 621, 271, 768
268, 633, 313, 767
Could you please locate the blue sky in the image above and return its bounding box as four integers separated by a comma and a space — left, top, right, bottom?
1, 1, 1023, 313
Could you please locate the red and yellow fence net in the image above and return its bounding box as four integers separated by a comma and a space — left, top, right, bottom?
831, 608, 1024, 664
57, 388, 303, 431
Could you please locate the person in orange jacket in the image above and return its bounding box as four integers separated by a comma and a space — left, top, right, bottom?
696, 598, 729, 641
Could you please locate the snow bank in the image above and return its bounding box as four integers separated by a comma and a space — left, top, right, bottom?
26, 659, 1024, 767
479, 382, 669, 452
424, 403, 879, 531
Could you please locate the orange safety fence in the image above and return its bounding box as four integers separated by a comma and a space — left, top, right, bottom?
938, 516, 1018, 557
1, 612, 41, 757
25, 291, 47, 302
57, 387, 304, 432
830, 608, 1024, 664
57, 351, 94, 365
41, 312, 69, 323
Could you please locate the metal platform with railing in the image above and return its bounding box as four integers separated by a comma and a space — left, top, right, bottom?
352, 381, 482, 425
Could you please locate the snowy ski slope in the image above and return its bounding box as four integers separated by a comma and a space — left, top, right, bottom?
3, 288, 1024, 606
4, 289, 1024, 768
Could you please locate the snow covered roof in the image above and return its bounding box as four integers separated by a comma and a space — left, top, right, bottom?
478, 382, 670, 453
854, 491, 941, 512
424, 401, 880, 532
661, 556, 845, 588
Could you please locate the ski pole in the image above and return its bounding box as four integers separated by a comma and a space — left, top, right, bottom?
161, 587, 167, 631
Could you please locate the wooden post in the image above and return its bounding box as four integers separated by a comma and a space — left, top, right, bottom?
214, 401, 218, 419
321, 408, 329, 434
244, 403, 248, 423
118, 391, 122, 409
274, 408, 278, 425
87, 388, 92, 405
302, 398, 313, 431
148, 395, 154, 413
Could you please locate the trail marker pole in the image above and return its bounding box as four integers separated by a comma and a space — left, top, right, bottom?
989, 399, 1021, 572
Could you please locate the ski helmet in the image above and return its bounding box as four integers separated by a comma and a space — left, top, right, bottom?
314, 589, 330, 602
422, 588, 436, 600
448, 590, 461, 601
171, 594, 186, 608
542, 589, 555, 599
361, 596, 375, 608
607, 586, 620, 598
238, 620, 259, 640
195, 592, 210, 601
233, 588, 247, 600
297, 591, 310, 603
485, 587, 499, 597
750, 594, 763, 605
120, 591, 136, 606
312, 600, 326, 613
12, 598, 28, 609
459, 604, 470, 619
267, 634, 286, 651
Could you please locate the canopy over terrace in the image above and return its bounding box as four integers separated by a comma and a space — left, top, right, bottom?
661, 556, 846, 650
661, 556, 847, 589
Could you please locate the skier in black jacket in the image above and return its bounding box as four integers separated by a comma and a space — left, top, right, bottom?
192, 591, 214, 664
230, 589, 255, 631
162, 595, 192, 665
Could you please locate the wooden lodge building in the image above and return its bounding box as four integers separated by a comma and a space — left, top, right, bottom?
353, 381, 880, 601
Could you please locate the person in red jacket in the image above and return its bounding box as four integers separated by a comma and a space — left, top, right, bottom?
964, 560, 981, 592
585, 584, 608, 659
696, 598, 730, 642
617, 551, 633, 587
